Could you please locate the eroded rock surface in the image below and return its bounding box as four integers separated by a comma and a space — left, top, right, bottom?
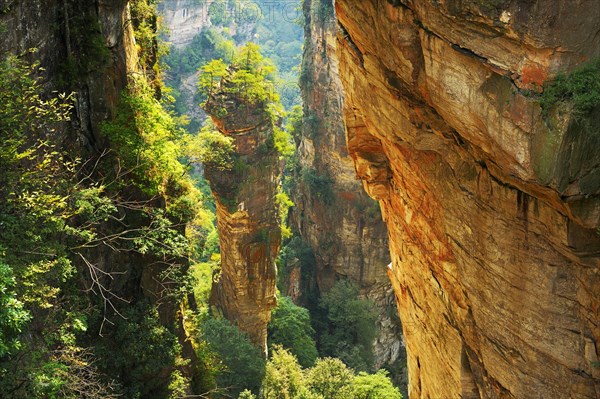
158, 0, 209, 48
291, 0, 404, 373
204, 74, 282, 354
336, 1, 600, 398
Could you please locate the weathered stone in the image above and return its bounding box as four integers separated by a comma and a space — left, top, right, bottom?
204, 75, 282, 354
336, 0, 600, 398
158, 0, 210, 48
291, 0, 405, 376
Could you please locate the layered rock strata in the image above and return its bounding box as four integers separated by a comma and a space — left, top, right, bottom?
205, 75, 282, 354
336, 0, 600, 398
292, 0, 404, 372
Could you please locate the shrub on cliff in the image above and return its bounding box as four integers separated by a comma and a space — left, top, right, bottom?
198, 43, 281, 115
540, 58, 600, 119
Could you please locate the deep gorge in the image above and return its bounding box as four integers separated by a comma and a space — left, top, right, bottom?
0, 0, 599, 398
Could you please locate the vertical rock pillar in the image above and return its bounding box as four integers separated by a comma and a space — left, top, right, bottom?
204, 73, 282, 354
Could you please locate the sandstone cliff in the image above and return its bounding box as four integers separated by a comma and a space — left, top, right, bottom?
1, 1, 199, 394
204, 71, 282, 354
335, 1, 600, 398
292, 0, 405, 372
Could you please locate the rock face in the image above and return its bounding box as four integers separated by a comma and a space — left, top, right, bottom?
292, 0, 404, 373
158, 0, 209, 48
204, 74, 282, 354
0, 0, 138, 149
335, 1, 600, 398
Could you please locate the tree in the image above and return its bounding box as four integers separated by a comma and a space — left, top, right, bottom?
306, 358, 354, 399
262, 346, 305, 399
268, 297, 318, 367
352, 370, 402, 399
199, 43, 280, 109
318, 280, 378, 371
198, 59, 228, 100
93, 301, 184, 399
201, 317, 266, 396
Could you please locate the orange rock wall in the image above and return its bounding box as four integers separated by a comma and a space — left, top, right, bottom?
336, 1, 600, 398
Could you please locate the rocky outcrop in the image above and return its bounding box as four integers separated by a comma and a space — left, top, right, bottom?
291, 0, 404, 375
204, 74, 282, 354
336, 0, 600, 398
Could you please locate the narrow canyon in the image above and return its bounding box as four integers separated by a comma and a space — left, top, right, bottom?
0, 0, 598, 398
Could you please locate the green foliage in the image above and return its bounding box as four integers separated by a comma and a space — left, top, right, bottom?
57, 6, 110, 85
209, 0, 232, 25
94, 301, 185, 399
200, 43, 281, 112
101, 75, 189, 196
274, 126, 296, 157
301, 168, 335, 205
198, 59, 229, 102
130, 0, 162, 74
306, 357, 354, 399
317, 280, 378, 372
263, 345, 306, 399
238, 389, 257, 399
190, 254, 221, 308
540, 58, 600, 118
0, 53, 76, 367
317, 0, 335, 21
352, 370, 402, 399
0, 47, 206, 398
182, 121, 235, 170
164, 27, 235, 77
0, 262, 30, 357
286, 105, 304, 143
276, 237, 317, 305
259, 347, 401, 399
276, 191, 295, 240
268, 297, 318, 367
200, 317, 266, 396
262, 345, 402, 399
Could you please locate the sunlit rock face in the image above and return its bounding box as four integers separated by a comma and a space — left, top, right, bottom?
335, 0, 600, 398
292, 0, 404, 374
204, 74, 282, 354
